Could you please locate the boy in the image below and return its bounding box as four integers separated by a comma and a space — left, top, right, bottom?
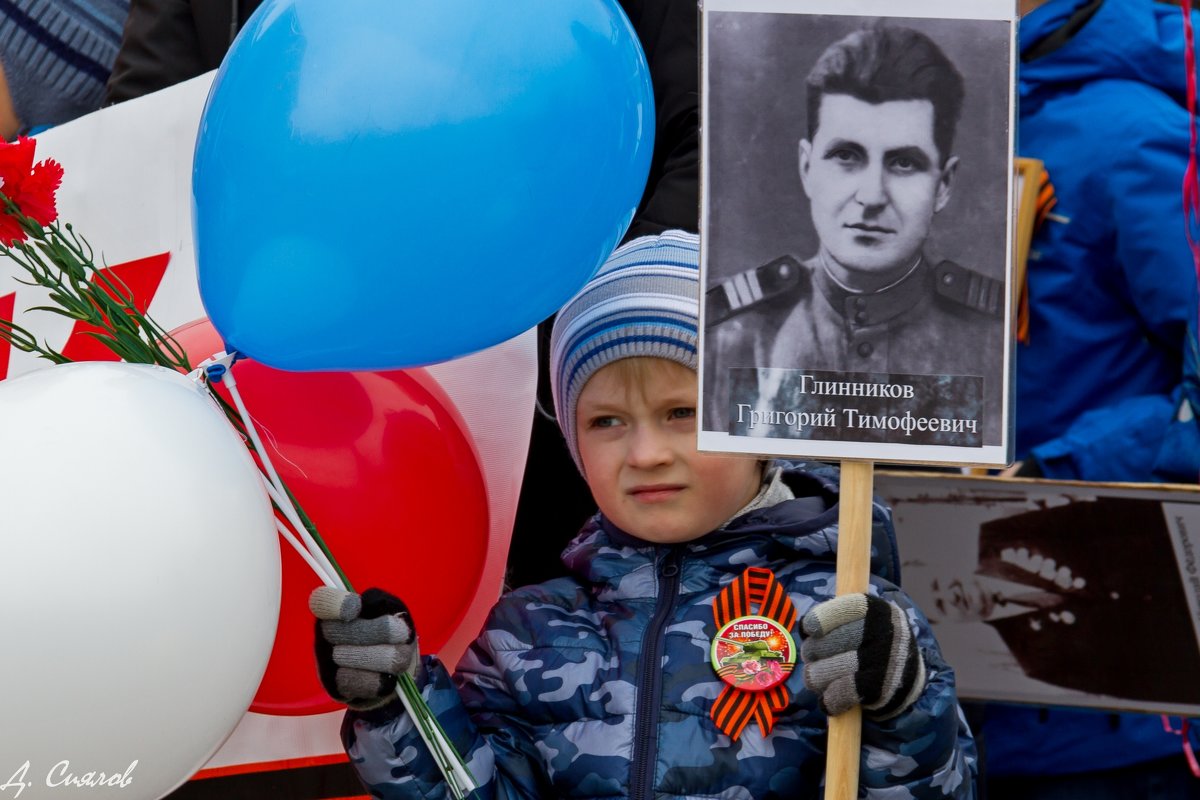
310, 230, 977, 798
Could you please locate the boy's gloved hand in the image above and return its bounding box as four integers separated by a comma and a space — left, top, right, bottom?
309, 586, 419, 711
799, 593, 925, 720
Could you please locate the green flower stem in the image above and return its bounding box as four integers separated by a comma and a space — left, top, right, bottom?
0, 314, 71, 363
281, 480, 351, 588
396, 672, 476, 799
217, 370, 350, 587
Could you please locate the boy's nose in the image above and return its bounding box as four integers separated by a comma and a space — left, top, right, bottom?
626, 426, 673, 468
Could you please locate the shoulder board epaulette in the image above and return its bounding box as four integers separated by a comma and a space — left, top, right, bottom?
706, 255, 807, 326
933, 260, 1005, 318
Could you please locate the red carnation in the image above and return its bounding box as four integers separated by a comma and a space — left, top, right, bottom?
0, 137, 64, 245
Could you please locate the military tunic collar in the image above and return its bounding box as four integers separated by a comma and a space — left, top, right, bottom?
812, 254, 933, 331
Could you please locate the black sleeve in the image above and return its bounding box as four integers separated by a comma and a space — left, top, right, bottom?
103, 0, 209, 105
620, 0, 699, 240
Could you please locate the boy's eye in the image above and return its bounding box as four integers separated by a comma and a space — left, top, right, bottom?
668, 407, 696, 421
588, 415, 620, 429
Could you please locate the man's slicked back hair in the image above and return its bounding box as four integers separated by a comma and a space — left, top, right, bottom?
805, 25, 965, 164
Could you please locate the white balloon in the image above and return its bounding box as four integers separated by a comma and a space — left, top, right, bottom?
0, 362, 281, 799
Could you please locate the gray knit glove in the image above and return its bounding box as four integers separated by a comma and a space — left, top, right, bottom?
309, 587, 419, 711
800, 593, 926, 720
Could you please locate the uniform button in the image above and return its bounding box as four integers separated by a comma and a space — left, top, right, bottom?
855, 311, 868, 324
853, 296, 868, 310
857, 342, 874, 357
941, 272, 955, 285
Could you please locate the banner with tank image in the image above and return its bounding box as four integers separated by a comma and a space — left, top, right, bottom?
877, 472, 1200, 716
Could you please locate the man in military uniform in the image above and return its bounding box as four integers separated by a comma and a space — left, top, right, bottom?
704, 25, 1005, 446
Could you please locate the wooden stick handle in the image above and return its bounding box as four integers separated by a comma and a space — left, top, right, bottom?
825, 459, 874, 800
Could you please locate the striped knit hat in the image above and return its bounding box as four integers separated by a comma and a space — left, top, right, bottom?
551, 230, 700, 474
0, 0, 129, 134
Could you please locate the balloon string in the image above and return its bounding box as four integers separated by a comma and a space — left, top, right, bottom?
201, 356, 476, 795
222, 365, 352, 589
257, 476, 342, 587
273, 515, 340, 588
189, 354, 346, 588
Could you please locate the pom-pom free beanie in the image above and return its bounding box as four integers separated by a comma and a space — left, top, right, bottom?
550, 230, 700, 473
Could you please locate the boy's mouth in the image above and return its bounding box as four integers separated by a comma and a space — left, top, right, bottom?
628, 484, 686, 502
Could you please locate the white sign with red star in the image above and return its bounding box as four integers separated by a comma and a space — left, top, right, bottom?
1, 72, 537, 784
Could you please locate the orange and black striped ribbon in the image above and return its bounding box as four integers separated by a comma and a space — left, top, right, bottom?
1018, 170, 1058, 344
709, 567, 797, 741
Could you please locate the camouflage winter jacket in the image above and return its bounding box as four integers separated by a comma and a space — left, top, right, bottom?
343, 465, 977, 799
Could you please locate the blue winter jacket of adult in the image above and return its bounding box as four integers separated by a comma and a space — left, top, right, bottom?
341, 466, 977, 799
1017, 0, 1200, 482
984, 0, 1200, 778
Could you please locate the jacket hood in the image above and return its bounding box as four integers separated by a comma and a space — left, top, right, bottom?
1020, 0, 1195, 116
560, 463, 900, 597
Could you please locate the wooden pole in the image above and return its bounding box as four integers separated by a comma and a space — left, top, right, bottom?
824, 459, 875, 800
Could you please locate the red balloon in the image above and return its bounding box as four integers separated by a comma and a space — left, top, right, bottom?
169, 319, 490, 715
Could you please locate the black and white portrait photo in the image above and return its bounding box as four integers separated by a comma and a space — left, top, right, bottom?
698, 0, 1015, 466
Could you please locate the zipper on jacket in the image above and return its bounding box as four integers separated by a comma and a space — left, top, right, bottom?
630, 546, 683, 800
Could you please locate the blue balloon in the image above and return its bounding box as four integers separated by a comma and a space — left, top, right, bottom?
193, 0, 653, 371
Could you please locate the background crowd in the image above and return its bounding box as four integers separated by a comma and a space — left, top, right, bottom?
2, 0, 1199, 796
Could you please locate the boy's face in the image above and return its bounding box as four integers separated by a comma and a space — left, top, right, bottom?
576, 359, 763, 544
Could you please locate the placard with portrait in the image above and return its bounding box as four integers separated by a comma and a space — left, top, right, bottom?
698, 0, 1016, 466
